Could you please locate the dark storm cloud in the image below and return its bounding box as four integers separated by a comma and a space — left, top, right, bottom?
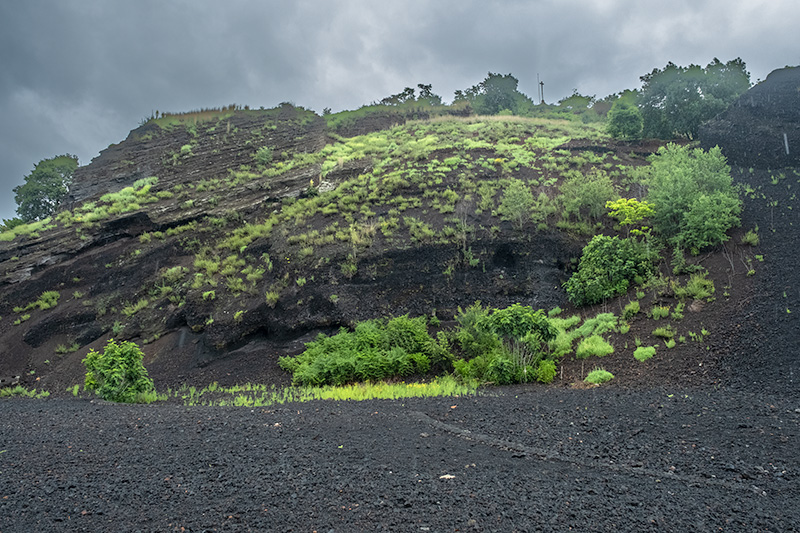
1, 0, 798, 220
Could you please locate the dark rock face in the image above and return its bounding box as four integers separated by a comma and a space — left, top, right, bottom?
699, 66, 800, 168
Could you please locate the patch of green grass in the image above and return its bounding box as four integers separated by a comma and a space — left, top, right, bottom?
55, 342, 80, 354
0, 385, 50, 399
575, 335, 614, 359
634, 346, 656, 362
122, 298, 150, 317
584, 368, 614, 385
168, 376, 478, 407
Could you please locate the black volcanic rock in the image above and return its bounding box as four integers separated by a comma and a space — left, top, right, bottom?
699, 66, 800, 168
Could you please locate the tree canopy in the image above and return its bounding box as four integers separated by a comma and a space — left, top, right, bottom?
454, 72, 535, 115
638, 58, 750, 139
14, 154, 78, 221
377, 83, 442, 106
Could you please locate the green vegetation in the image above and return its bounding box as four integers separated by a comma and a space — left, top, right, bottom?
166, 376, 477, 407
279, 315, 446, 386
452, 303, 558, 385
585, 368, 614, 385
606, 101, 642, 141
576, 335, 614, 359
640, 144, 741, 253
638, 58, 750, 139
14, 154, 78, 221
564, 235, 655, 306
83, 340, 156, 403
0, 386, 50, 399
634, 346, 656, 362
13, 291, 60, 313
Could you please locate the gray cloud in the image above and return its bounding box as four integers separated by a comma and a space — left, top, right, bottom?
1, 0, 798, 220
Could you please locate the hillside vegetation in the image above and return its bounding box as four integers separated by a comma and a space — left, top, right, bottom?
0, 96, 763, 394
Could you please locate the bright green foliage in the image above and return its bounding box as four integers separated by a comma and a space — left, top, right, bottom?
560, 169, 617, 222
640, 144, 741, 252
638, 58, 750, 139
585, 368, 614, 384
278, 315, 446, 386
576, 335, 614, 359
606, 101, 643, 141
14, 154, 78, 221
452, 303, 558, 384
606, 198, 654, 237
622, 300, 640, 320
83, 340, 155, 403
633, 346, 656, 362
498, 179, 534, 229
564, 235, 655, 306
534, 359, 557, 384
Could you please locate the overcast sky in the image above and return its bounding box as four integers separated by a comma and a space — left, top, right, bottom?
1, 0, 797, 221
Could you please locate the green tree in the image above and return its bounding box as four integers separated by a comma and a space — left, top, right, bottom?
83, 340, 155, 403
13, 154, 78, 221
606, 101, 643, 141
637, 58, 750, 139
638, 144, 741, 252
454, 73, 534, 115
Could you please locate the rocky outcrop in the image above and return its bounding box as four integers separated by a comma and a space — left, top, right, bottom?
699, 66, 800, 168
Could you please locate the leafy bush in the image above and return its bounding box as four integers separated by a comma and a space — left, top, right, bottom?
534, 359, 557, 383
278, 315, 446, 386
650, 305, 670, 320
585, 368, 614, 385
452, 303, 558, 384
83, 340, 155, 403
622, 300, 640, 320
640, 144, 741, 252
633, 346, 656, 362
564, 235, 656, 306
559, 169, 617, 222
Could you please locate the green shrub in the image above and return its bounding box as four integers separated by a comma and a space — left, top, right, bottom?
576, 335, 614, 359
255, 146, 273, 166
650, 305, 670, 320
83, 340, 155, 403
652, 325, 676, 339
741, 228, 759, 246
633, 346, 656, 362
535, 359, 557, 383
585, 368, 614, 384
278, 315, 445, 386
640, 144, 741, 252
672, 272, 715, 300
622, 300, 640, 320
559, 169, 617, 222
498, 179, 534, 229
452, 303, 559, 384
564, 235, 655, 306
